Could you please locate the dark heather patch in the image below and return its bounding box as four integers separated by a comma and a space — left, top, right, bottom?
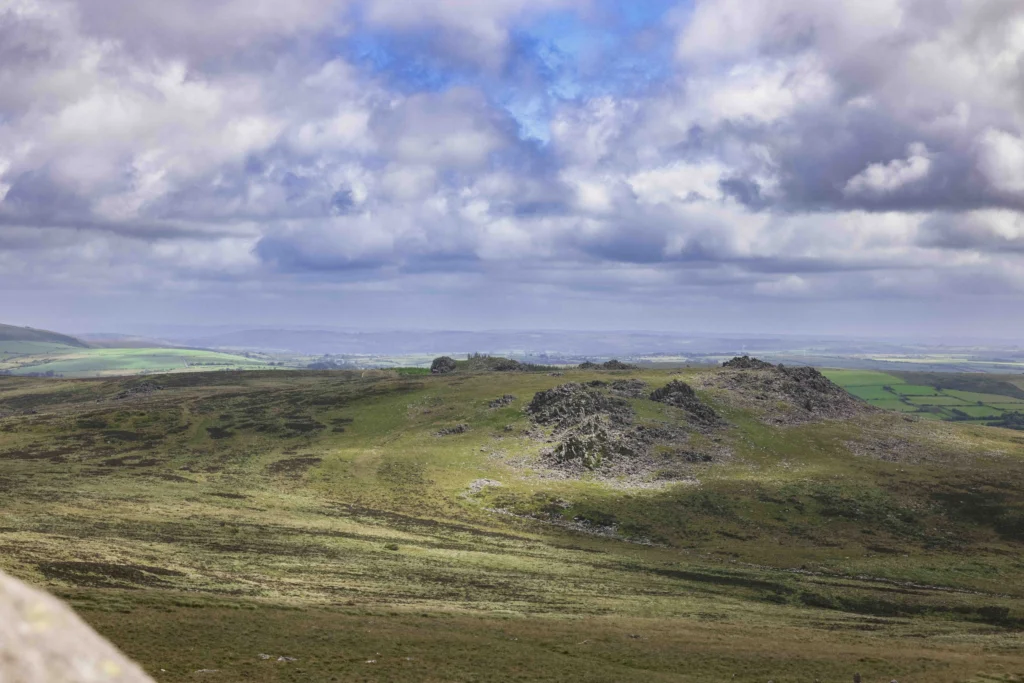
101, 456, 161, 468
102, 430, 147, 442
37, 561, 185, 589
268, 457, 323, 475
284, 421, 325, 434
206, 426, 234, 440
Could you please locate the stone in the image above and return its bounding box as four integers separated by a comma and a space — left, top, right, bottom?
0, 570, 155, 682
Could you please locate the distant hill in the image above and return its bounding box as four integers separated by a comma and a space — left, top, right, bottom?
0, 323, 89, 348
77, 334, 180, 349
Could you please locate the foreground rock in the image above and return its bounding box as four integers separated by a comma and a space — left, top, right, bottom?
0, 570, 155, 682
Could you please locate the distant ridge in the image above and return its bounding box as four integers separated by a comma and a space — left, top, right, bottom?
0, 323, 90, 348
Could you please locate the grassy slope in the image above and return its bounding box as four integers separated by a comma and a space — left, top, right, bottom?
0, 322, 89, 347
0, 368, 1022, 681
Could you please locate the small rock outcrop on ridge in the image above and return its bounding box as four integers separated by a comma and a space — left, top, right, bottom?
722, 356, 775, 370
0, 569, 155, 682
578, 360, 640, 371
717, 356, 870, 423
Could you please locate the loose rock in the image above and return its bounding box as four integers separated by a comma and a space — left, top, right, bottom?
436, 424, 469, 436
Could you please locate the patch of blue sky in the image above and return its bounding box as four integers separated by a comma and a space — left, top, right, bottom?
338, 1, 680, 143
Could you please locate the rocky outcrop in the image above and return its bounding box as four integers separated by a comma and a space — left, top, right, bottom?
0, 570, 154, 682
430, 356, 457, 374
578, 360, 640, 371
650, 380, 721, 426
716, 361, 871, 423
526, 383, 633, 432
722, 356, 775, 370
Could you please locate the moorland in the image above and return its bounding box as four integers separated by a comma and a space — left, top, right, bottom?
0, 359, 1022, 682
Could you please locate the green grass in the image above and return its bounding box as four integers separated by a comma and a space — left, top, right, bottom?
1, 347, 270, 377
945, 390, 1024, 405
869, 399, 920, 412
1, 368, 1024, 681
893, 384, 943, 396
952, 405, 1006, 419
0, 322, 88, 347
844, 386, 898, 401
820, 369, 905, 386
826, 369, 1024, 426
913, 396, 973, 406
0, 340, 85, 356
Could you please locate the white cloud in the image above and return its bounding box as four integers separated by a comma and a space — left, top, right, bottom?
976, 128, 1024, 196
844, 143, 932, 197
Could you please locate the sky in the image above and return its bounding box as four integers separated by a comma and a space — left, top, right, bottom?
1, 0, 1024, 337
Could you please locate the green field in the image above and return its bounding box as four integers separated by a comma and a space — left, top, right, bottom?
1, 365, 1023, 681
0, 347, 274, 378
952, 405, 1006, 419
820, 369, 905, 386
826, 368, 1024, 427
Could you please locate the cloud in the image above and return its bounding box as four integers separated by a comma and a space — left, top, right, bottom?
843, 143, 932, 197
977, 128, 1024, 196
1, 0, 1024, 334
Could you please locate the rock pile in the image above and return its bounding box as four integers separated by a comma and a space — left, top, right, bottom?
650, 380, 721, 426
526, 383, 638, 470
526, 383, 633, 432
0, 569, 155, 682
436, 424, 469, 436
488, 395, 516, 409
430, 356, 457, 374
520, 382, 729, 479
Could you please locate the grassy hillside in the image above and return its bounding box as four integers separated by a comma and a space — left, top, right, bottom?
0, 347, 278, 378
0, 364, 1022, 681
0, 322, 89, 348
